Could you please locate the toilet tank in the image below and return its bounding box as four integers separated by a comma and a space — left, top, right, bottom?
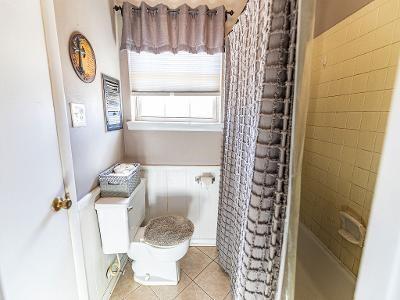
95, 179, 146, 254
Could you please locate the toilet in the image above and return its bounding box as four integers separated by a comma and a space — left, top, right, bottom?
95, 179, 194, 285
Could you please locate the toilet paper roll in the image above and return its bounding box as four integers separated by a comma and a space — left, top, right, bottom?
199, 176, 213, 187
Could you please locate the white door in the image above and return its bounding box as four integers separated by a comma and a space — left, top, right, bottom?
0, 1, 80, 299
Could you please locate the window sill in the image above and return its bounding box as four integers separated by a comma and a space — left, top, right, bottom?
127, 121, 224, 132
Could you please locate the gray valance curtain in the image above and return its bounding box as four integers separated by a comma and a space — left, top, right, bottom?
216, 0, 298, 298
120, 2, 226, 54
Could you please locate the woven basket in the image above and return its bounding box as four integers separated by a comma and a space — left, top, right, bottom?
99, 163, 140, 198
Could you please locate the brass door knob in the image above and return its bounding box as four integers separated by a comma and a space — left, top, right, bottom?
52, 193, 72, 211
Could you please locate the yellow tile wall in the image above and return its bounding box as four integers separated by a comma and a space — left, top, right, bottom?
300, 0, 400, 276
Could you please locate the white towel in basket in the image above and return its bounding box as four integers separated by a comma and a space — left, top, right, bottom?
113, 163, 135, 175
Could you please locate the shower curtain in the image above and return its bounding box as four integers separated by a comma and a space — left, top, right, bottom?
216, 0, 298, 298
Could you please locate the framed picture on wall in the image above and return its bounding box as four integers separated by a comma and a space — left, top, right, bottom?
101, 74, 123, 131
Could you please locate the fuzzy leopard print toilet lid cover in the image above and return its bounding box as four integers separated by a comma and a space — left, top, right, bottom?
143, 215, 194, 247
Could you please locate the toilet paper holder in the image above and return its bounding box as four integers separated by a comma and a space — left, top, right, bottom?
195, 173, 215, 184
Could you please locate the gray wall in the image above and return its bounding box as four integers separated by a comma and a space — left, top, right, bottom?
54, 0, 124, 199
120, 0, 246, 166
124, 130, 222, 165
314, 0, 374, 36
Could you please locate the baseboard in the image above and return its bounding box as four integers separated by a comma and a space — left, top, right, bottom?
190, 239, 216, 246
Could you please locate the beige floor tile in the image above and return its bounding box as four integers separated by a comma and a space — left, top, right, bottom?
150, 271, 192, 300
196, 246, 219, 260
124, 285, 158, 300
214, 256, 223, 267
224, 291, 233, 300
175, 282, 212, 300
112, 262, 141, 299
110, 293, 121, 300
180, 247, 212, 279
194, 262, 231, 300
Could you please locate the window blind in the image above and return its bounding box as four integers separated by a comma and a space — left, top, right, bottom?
128, 51, 222, 93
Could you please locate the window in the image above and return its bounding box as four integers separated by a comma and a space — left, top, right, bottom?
128, 51, 223, 131
136, 94, 219, 123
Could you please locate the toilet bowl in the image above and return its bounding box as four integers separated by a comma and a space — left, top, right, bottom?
129, 227, 190, 285
95, 180, 194, 286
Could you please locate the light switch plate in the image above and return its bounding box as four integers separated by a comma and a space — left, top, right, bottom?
70, 103, 87, 127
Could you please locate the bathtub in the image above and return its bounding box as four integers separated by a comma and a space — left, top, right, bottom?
295, 223, 356, 300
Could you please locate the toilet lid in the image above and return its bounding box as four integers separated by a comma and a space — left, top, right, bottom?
143, 215, 194, 247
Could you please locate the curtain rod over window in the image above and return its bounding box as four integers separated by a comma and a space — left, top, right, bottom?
113, 5, 233, 20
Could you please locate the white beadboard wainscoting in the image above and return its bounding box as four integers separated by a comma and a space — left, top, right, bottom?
141, 165, 221, 245
78, 188, 127, 300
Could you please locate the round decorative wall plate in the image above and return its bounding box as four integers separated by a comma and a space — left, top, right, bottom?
69, 32, 96, 83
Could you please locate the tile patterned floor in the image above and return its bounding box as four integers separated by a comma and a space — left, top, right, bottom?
111, 246, 232, 300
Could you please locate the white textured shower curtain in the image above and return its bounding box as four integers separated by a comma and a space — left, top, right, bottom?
216, 0, 298, 299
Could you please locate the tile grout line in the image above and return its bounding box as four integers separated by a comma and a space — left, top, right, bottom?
175, 245, 223, 299
194, 246, 219, 260
197, 281, 215, 300
190, 247, 231, 300
191, 258, 214, 282
120, 261, 141, 300
179, 247, 226, 300
148, 268, 195, 300
171, 269, 193, 300
121, 284, 141, 300
148, 286, 159, 299
176, 248, 215, 299
185, 246, 216, 282
187, 280, 215, 300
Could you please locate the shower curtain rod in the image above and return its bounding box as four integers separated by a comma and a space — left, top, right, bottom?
228, 0, 248, 34
113, 5, 234, 20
